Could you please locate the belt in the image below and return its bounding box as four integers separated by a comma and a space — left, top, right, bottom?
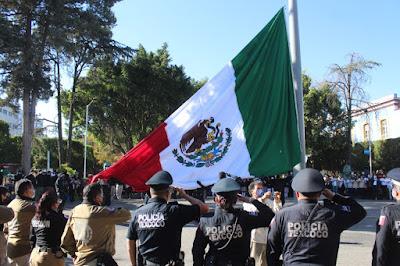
144, 260, 180, 266
35, 247, 65, 259
36, 247, 53, 253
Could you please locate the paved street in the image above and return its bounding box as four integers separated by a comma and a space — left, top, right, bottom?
64, 198, 390, 265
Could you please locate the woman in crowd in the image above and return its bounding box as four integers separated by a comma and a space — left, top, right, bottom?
30, 190, 67, 266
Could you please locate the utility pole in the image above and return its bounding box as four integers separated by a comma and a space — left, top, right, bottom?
288, 0, 306, 173
84, 100, 94, 179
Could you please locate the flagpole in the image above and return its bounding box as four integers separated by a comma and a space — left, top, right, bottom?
288, 0, 306, 172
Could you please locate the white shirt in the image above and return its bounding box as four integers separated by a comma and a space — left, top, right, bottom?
243, 198, 282, 244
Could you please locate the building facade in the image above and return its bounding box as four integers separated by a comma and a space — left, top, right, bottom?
352, 94, 400, 143
0, 106, 45, 137
0, 106, 22, 136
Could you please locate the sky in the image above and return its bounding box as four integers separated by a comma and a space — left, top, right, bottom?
37, 0, 400, 127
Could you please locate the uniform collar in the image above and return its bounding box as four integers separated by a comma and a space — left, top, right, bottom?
298, 199, 318, 204
148, 197, 167, 204
214, 206, 234, 215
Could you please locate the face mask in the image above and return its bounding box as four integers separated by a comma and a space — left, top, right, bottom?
256, 188, 265, 198
392, 188, 397, 199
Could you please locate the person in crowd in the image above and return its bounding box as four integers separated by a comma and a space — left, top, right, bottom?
242, 180, 281, 266
14, 171, 23, 183
24, 170, 37, 188
0, 167, 4, 186
267, 168, 366, 266
7, 179, 36, 266
35, 170, 46, 200
61, 183, 131, 266
331, 176, 338, 193
108, 177, 117, 200
115, 180, 124, 200
359, 174, 367, 199
55, 173, 70, 211
372, 168, 400, 266
192, 178, 275, 266
30, 190, 67, 266
0, 186, 14, 265
386, 176, 393, 201
127, 171, 209, 266
99, 179, 112, 206
50, 170, 58, 188
338, 176, 345, 195
68, 175, 76, 202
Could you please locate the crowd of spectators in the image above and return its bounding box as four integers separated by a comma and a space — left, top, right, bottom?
323, 170, 394, 200
0, 169, 85, 206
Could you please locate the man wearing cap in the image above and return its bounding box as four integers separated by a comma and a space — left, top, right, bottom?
192, 177, 275, 266
372, 168, 400, 266
127, 171, 209, 266
267, 168, 366, 266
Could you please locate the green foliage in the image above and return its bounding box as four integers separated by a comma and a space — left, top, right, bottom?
58, 164, 77, 176
0, 121, 21, 163
349, 138, 400, 172
62, 44, 200, 153
304, 76, 348, 171
31, 138, 100, 174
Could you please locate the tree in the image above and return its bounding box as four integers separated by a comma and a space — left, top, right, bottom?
63, 44, 199, 154
303, 74, 347, 171
328, 53, 380, 166
0, 1, 59, 174
63, 0, 129, 164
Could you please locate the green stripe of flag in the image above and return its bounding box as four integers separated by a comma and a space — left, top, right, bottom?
232, 8, 301, 176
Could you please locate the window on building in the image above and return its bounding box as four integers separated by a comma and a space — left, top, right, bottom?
363, 123, 370, 142
380, 119, 388, 139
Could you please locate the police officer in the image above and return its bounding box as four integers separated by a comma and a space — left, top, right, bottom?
192, 177, 275, 266
372, 168, 400, 266
267, 168, 366, 266
30, 190, 67, 266
61, 183, 131, 265
127, 171, 209, 266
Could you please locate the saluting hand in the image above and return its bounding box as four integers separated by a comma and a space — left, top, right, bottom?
322, 188, 335, 200
237, 193, 252, 203
173, 187, 188, 198
261, 191, 272, 200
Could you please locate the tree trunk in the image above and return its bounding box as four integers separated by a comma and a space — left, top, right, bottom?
21, 4, 33, 175
22, 91, 32, 174
66, 71, 78, 164
56, 59, 64, 167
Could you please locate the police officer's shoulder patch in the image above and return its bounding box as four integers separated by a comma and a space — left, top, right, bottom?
340, 205, 351, 212
106, 207, 116, 214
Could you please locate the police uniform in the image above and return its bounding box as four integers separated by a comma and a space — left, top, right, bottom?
192, 178, 275, 266
127, 171, 201, 265
267, 168, 366, 266
30, 209, 67, 266
372, 168, 400, 266
61, 183, 131, 266
0, 206, 14, 265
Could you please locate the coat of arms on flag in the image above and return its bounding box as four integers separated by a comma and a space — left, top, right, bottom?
172, 117, 232, 168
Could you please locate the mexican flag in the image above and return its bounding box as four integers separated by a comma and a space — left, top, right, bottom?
94, 8, 301, 191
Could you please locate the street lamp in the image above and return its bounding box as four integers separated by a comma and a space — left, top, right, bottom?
84, 100, 94, 179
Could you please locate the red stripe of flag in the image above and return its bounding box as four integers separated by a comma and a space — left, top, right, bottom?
92, 123, 169, 192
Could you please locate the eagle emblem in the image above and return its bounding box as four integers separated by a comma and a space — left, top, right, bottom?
172, 117, 232, 167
